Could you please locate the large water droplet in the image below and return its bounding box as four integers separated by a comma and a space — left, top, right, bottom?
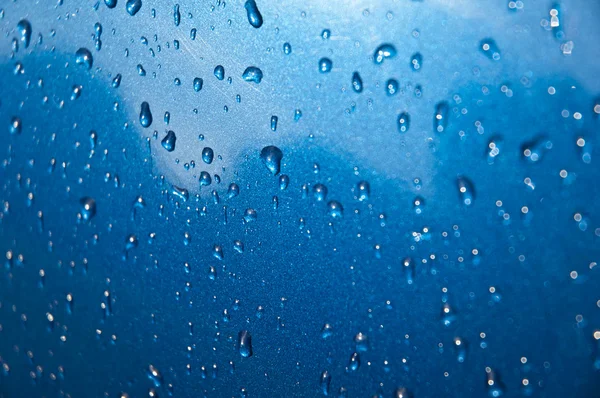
242, 66, 263, 83
260, 145, 283, 175
373, 43, 397, 64
161, 130, 176, 152
202, 147, 214, 164
126, 0, 142, 16
327, 200, 343, 218
75, 48, 93, 69
244, 0, 263, 29
139, 101, 152, 128
17, 20, 32, 49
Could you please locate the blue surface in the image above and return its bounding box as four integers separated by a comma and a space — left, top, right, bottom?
0, 1, 600, 397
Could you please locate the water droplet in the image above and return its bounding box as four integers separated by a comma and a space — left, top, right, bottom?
214, 65, 225, 80
394, 387, 412, 398
397, 112, 410, 133
199, 171, 212, 186
521, 135, 552, 163
319, 58, 332, 73
270, 115, 278, 131
104, 0, 117, 8
480, 38, 501, 61
75, 48, 93, 69
485, 367, 505, 397
9, 117, 21, 135
313, 183, 328, 201
112, 74, 122, 88
173, 4, 180, 27
319, 370, 331, 395
356, 181, 370, 201
238, 330, 253, 357
126, 0, 142, 16
17, 20, 32, 49
260, 145, 283, 175
327, 201, 343, 218
193, 77, 204, 92
434, 101, 449, 133
453, 336, 468, 363
202, 147, 214, 164
283, 42, 292, 55
351, 72, 363, 93
244, 0, 263, 29
279, 174, 289, 190
402, 257, 415, 284
161, 130, 176, 152
139, 101, 152, 128
486, 135, 503, 164
321, 323, 333, 339
243, 208, 257, 223
79, 197, 96, 222
228, 183, 240, 198
373, 43, 397, 65
347, 352, 360, 372
147, 364, 163, 388
242, 66, 263, 83
410, 52, 422, 71
413, 196, 425, 214
386, 78, 399, 96
457, 176, 475, 206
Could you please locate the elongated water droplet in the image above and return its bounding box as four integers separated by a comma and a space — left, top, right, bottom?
193, 77, 204, 92
161, 130, 176, 152
313, 184, 328, 201
173, 4, 180, 26
238, 330, 253, 357
351, 72, 363, 93
260, 145, 283, 175
17, 20, 32, 48
373, 43, 396, 64
347, 352, 360, 372
112, 74, 122, 88
270, 115, 278, 131
244, 0, 263, 28
480, 38, 501, 61
457, 176, 475, 206
320, 371, 331, 396
242, 66, 263, 83
521, 135, 552, 163
434, 101, 449, 133
139, 101, 152, 128
356, 181, 370, 201
485, 367, 505, 397
453, 337, 468, 363
397, 112, 410, 133
9, 117, 21, 135
147, 364, 163, 388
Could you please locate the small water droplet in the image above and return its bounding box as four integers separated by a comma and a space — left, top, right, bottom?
397, 112, 410, 133
351, 72, 363, 93
238, 330, 253, 357
319, 58, 332, 73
